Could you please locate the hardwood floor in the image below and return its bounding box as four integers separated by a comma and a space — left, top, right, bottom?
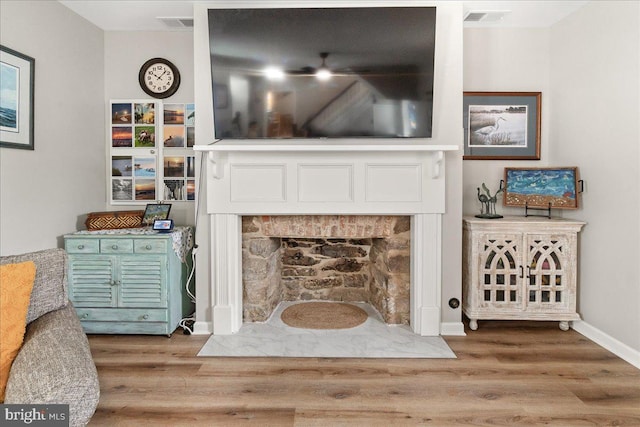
87, 321, 640, 426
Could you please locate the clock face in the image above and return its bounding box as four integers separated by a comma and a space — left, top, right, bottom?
138, 58, 180, 99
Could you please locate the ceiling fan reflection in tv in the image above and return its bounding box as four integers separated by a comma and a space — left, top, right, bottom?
208, 6, 437, 139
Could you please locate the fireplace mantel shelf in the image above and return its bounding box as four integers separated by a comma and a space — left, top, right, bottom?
194, 141, 458, 179
194, 140, 458, 153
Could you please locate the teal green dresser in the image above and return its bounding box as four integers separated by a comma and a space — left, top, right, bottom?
64, 227, 194, 336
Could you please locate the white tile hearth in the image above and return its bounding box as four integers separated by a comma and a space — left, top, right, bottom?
197, 302, 456, 358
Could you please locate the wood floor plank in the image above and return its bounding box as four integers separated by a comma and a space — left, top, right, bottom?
87, 321, 640, 426
91, 406, 296, 427
295, 410, 640, 427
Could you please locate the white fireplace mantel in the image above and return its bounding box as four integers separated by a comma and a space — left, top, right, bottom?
194, 141, 457, 215
194, 141, 457, 336
196, 140, 456, 180
196, 140, 457, 152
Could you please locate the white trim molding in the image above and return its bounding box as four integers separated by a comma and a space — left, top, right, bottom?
572, 320, 640, 370
440, 322, 466, 336
192, 321, 213, 335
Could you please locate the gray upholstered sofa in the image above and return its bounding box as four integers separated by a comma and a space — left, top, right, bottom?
1, 248, 99, 426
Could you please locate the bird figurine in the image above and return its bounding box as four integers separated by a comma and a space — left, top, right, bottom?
476, 187, 489, 215
474, 117, 506, 143
475, 182, 504, 219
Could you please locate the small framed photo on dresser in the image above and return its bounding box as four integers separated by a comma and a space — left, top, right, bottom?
142, 203, 171, 226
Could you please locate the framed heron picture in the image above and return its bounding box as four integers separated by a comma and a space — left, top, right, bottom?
463, 92, 541, 160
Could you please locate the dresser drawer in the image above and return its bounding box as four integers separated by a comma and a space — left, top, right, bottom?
100, 238, 133, 253
66, 239, 100, 254
75, 307, 167, 322
134, 239, 167, 254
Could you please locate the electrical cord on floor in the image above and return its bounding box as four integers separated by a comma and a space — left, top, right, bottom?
178, 315, 195, 335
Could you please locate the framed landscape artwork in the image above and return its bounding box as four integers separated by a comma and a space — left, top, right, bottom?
463, 92, 541, 160
503, 167, 580, 209
0, 45, 35, 150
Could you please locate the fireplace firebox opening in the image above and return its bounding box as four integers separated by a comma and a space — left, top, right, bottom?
242, 215, 411, 325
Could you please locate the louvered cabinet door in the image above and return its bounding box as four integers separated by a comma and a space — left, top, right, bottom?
68, 255, 117, 307
118, 256, 167, 308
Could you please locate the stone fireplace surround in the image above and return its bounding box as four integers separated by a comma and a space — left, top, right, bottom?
194, 141, 457, 336
242, 215, 411, 325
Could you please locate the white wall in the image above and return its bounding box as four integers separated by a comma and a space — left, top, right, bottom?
463, 2, 640, 360
104, 31, 195, 226
549, 1, 640, 354
193, 1, 464, 334
0, 1, 105, 255
463, 27, 551, 215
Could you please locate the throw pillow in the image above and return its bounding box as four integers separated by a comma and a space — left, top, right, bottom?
0, 261, 36, 402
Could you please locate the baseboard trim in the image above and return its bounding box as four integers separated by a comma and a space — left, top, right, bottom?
571, 320, 640, 369
192, 321, 212, 335
440, 321, 466, 336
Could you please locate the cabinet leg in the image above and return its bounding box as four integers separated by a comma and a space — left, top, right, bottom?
559, 321, 570, 331
469, 319, 478, 331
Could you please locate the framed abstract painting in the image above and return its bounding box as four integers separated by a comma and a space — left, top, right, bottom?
503, 167, 580, 209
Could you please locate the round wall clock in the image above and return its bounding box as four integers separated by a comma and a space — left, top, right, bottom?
138, 58, 181, 99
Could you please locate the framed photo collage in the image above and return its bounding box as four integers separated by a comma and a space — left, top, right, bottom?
110, 100, 196, 204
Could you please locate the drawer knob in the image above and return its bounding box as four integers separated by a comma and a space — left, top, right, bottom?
143, 314, 149, 320
112, 244, 118, 250
145, 244, 152, 250
81, 313, 89, 319
77, 244, 84, 250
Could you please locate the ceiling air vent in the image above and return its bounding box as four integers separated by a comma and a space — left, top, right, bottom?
464, 12, 487, 22
464, 11, 510, 23
157, 17, 194, 29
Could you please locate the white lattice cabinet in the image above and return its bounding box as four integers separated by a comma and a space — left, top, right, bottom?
463, 216, 585, 331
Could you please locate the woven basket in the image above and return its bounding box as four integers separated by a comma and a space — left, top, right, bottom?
85, 210, 144, 230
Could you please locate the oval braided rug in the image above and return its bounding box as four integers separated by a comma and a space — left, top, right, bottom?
281, 302, 368, 329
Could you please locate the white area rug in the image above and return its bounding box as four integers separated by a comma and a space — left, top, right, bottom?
197, 302, 456, 358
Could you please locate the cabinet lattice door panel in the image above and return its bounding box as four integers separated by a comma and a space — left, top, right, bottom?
526, 234, 572, 310
463, 217, 585, 331
478, 234, 521, 309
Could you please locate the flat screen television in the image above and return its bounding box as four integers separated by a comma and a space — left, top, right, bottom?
208, 7, 436, 139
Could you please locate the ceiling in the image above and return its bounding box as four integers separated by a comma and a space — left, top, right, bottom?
58, 1, 589, 32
